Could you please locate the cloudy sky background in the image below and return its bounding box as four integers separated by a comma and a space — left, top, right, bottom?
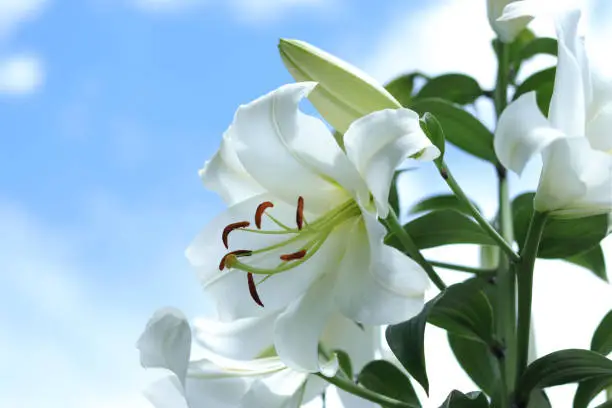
1, 0, 611, 407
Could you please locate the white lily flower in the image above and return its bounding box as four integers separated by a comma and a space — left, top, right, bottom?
137, 308, 377, 408
186, 81, 437, 373
488, 0, 535, 43
495, 9, 612, 218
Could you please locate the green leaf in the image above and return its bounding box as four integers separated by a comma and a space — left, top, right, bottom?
388, 171, 402, 217
357, 360, 421, 406
528, 390, 552, 408
420, 112, 446, 159
566, 246, 608, 282
448, 334, 499, 397
513, 67, 556, 115
409, 194, 481, 217
592, 310, 612, 356
513, 193, 609, 259
386, 210, 496, 251
385, 72, 428, 107
333, 349, 353, 379
574, 377, 612, 408
516, 349, 612, 404
518, 37, 558, 62
415, 74, 483, 105
386, 281, 496, 394
438, 390, 489, 408
409, 98, 496, 163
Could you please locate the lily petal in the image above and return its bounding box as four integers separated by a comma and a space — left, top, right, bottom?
144, 373, 191, 408
320, 312, 376, 371
274, 270, 339, 375
230, 82, 356, 213
536, 137, 612, 217
192, 314, 276, 360
237, 369, 310, 408
495, 92, 566, 175
343, 108, 439, 217
548, 9, 588, 135
137, 308, 191, 385
587, 74, 612, 152
335, 215, 427, 325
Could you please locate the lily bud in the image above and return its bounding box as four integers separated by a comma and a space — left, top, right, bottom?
487, 0, 534, 43
278, 38, 401, 133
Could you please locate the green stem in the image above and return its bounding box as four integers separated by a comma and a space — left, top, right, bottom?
316, 374, 418, 408
515, 211, 548, 392
493, 39, 513, 408
428, 260, 496, 275
436, 161, 519, 263
383, 209, 446, 291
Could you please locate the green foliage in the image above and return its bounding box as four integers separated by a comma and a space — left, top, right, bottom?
592, 311, 612, 355
513, 67, 555, 116
566, 246, 608, 282
385, 72, 428, 107
513, 193, 609, 263
334, 349, 353, 379
388, 171, 402, 216
515, 349, 612, 405
409, 194, 481, 217
448, 334, 499, 397
386, 281, 496, 394
518, 38, 558, 62
357, 360, 421, 406
415, 73, 483, 105
438, 390, 489, 408
409, 98, 496, 163
385, 210, 496, 251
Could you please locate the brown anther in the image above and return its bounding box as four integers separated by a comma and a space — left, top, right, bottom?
296, 196, 304, 230
280, 249, 307, 261
218, 250, 252, 271
247, 272, 264, 307
222, 221, 250, 249
255, 201, 274, 229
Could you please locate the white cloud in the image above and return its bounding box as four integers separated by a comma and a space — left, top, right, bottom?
0, 54, 44, 94
0, 0, 48, 39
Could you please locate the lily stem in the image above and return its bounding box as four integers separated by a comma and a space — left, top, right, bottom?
436, 160, 520, 263
428, 260, 496, 275
515, 211, 548, 391
383, 209, 447, 291
316, 373, 418, 408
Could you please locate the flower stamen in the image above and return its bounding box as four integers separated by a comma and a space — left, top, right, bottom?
219, 250, 252, 271
255, 201, 274, 229
247, 272, 264, 307
222, 221, 250, 249
296, 196, 304, 230
280, 249, 307, 261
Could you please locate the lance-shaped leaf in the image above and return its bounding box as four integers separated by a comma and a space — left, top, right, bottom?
409, 194, 481, 217
448, 334, 499, 397
357, 360, 421, 406
566, 246, 608, 283
518, 37, 558, 62
515, 349, 612, 405
574, 311, 612, 408
415, 73, 483, 105
409, 98, 496, 163
386, 281, 495, 393
438, 390, 489, 408
513, 193, 609, 260
385, 210, 496, 251
385, 72, 428, 107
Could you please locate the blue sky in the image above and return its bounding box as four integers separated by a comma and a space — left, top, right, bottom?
1, 0, 611, 407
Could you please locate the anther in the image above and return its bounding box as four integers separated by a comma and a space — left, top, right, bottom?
280, 249, 307, 261
296, 196, 304, 230
255, 201, 274, 229
247, 272, 264, 307
219, 250, 252, 271
222, 221, 250, 249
